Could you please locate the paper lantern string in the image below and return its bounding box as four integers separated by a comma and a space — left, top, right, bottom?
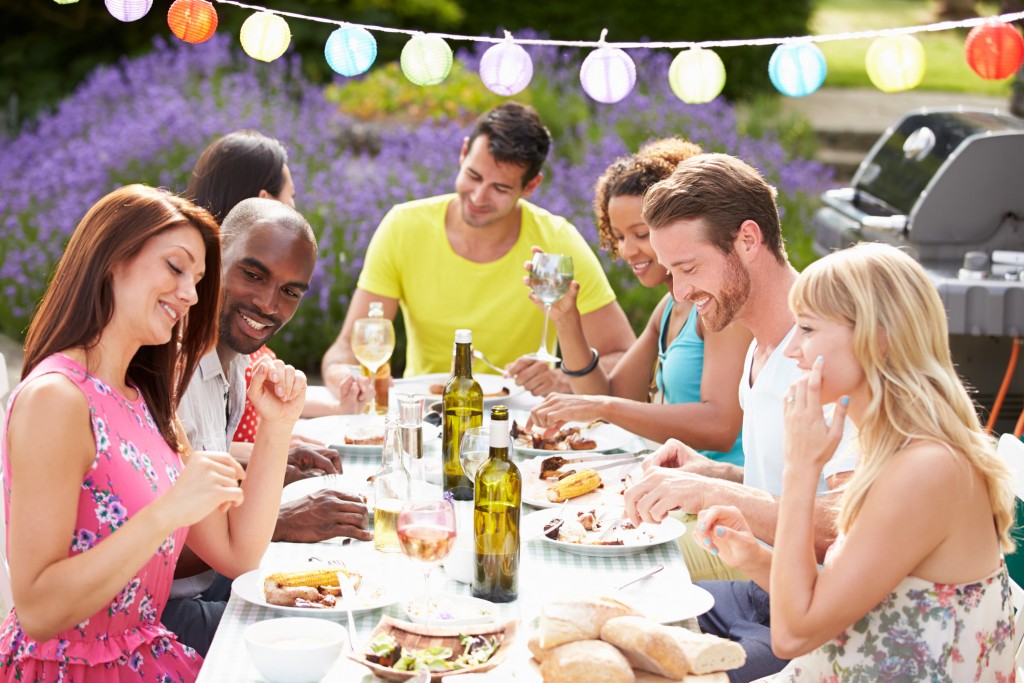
211, 0, 1024, 52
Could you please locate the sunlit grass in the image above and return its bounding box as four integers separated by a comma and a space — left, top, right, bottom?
812, 0, 1014, 95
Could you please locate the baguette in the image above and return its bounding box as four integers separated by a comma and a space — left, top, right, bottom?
528, 632, 552, 662
600, 616, 745, 676
540, 640, 635, 683
538, 596, 637, 649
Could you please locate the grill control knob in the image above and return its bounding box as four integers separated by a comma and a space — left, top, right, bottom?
958, 251, 990, 280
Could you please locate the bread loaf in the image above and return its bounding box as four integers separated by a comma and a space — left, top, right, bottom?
538, 596, 637, 649
528, 632, 552, 662
540, 640, 635, 683
600, 616, 745, 676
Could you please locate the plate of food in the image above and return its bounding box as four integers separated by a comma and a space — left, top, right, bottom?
519, 457, 638, 509
510, 420, 635, 456
350, 615, 516, 682
403, 594, 498, 627
522, 505, 686, 557
392, 373, 524, 407
291, 415, 440, 455
231, 564, 404, 616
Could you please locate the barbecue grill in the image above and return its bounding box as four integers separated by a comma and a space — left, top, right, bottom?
811, 108, 1024, 433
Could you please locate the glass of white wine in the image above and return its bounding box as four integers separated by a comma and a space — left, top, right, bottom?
351, 316, 395, 414
459, 427, 491, 485
525, 253, 574, 363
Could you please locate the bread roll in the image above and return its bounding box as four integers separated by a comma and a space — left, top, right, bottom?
633, 672, 729, 683
540, 640, 635, 683
600, 616, 745, 676
538, 596, 637, 649
528, 632, 552, 662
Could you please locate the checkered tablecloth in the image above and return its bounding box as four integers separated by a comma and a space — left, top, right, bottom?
196, 436, 694, 681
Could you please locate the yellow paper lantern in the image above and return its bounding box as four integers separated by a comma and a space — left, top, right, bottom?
400, 34, 453, 86
240, 11, 291, 63
668, 47, 726, 104
865, 35, 926, 93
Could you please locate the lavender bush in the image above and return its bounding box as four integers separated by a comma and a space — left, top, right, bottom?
0, 34, 833, 372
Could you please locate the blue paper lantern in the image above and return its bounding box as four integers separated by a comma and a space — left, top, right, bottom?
480, 38, 533, 96
768, 43, 827, 98
325, 26, 377, 77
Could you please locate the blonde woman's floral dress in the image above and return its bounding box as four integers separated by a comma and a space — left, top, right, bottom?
759, 561, 1015, 682
0, 354, 202, 682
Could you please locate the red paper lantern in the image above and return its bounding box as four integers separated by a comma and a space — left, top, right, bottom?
965, 21, 1024, 80
167, 0, 218, 44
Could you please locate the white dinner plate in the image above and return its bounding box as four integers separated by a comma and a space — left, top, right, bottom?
511, 420, 636, 457
281, 474, 441, 516
613, 571, 715, 623
518, 456, 636, 509
403, 594, 498, 627
392, 373, 524, 407
291, 414, 440, 456
232, 565, 405, 616
522, 505, 686, 557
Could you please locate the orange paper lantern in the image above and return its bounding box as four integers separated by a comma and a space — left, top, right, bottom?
965, 21, 1024, 80
167, 0, 218, 44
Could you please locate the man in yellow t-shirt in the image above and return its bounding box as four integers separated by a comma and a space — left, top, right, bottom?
322, 102, 635, 396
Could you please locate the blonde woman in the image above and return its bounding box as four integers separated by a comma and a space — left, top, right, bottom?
694, 242, 1015, 680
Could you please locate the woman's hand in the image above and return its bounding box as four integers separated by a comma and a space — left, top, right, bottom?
529, 393, 607, 428
167, 451, 246, 526
247, 356, 307, 425
783, 356, 848, 473
692, 505, 763, 571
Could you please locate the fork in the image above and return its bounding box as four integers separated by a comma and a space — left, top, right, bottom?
472, 349, 506, 374
335, 570, 359, 652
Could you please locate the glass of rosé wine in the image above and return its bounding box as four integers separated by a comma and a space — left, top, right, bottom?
397, 498, 457, 626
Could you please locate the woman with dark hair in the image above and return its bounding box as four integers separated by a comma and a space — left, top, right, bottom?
186, 130, 368, 439
0, 184, 305, 681
529, 138, 749, 461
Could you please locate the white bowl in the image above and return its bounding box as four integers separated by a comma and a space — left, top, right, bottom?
443, 541, 475, 584
244, 617, 347, 683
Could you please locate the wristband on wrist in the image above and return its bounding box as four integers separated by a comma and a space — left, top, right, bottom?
561, 347, 600, 377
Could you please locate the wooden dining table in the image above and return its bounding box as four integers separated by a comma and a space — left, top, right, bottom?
194, 384, 707, 682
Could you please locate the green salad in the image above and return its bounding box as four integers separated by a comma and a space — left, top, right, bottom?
365, 632, 500, 672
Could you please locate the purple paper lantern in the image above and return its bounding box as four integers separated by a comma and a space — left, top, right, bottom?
105, 0, 153, 22
480, 37, 534, 96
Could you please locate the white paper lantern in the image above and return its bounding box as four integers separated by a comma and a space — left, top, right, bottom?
240, 11, 291, 63
105, 0, 152, 22
480, 36, 533, 96
580, 41, 636, 104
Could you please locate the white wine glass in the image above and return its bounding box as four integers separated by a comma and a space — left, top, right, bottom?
459, 427, 491, 485
351, 316, 395, 414
397, 499, 457, 627
525, 253, 574, 363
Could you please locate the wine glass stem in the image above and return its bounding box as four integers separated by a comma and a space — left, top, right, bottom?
537, 304, 552, 356
423, 566, 432, 628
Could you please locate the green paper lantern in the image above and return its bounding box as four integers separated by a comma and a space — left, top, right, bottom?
400, 34, 453, 86
668, 47, 726, 104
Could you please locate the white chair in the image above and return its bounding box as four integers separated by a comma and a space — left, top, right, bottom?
996, 433, 1024, 674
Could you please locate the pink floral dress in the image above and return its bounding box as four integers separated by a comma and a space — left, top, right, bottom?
759, 561, 1015, 682
0, 354, 202, 682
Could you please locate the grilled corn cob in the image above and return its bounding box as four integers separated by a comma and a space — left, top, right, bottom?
546, 469, 603, 502
263, 567, 361, 591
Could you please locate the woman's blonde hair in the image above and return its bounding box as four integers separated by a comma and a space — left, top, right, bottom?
790, 242, 1015, 550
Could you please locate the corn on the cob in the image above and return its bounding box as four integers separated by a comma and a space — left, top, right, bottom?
546, 469, 603, 502
263, 568, 361, 590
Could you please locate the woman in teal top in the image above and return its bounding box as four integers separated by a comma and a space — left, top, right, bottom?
527, 138, 749, 462
657, 300, 744, 464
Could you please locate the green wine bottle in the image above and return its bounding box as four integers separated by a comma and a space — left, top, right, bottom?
472, 405, 520, 603
442, 329, 483, 501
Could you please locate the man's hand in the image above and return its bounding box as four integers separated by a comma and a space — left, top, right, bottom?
624, 467, 712, 525
505, 357, 572, 397
643, 438, 712, 473
283, 437, 343, 485
273, 490, 373, 543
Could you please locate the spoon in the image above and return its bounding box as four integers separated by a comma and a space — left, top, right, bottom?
472, 349, 506, 374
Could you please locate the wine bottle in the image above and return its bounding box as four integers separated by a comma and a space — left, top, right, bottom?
442, 329, 483, 501
472, 405, 520, 603
373, 415, 411, 553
